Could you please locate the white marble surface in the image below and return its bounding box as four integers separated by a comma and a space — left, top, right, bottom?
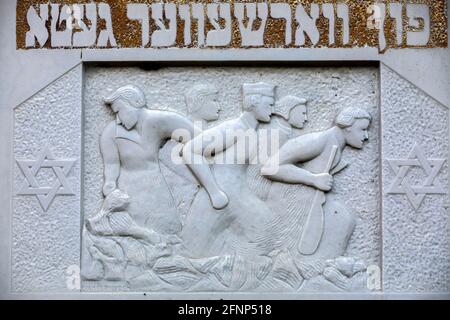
12, 65, 82, 293
0, 0, 449, 299
80, 67, 379, 293
381, 64, 449, 292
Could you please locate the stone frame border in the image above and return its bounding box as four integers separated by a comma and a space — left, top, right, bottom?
0, 0, 449, 300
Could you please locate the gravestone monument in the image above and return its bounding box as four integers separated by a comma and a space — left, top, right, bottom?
0, 0, 449, 299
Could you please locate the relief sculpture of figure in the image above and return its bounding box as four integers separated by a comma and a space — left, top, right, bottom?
260, 107, 372, 259
158, 84, 222, 217
247, 95, 308, 201
83, 82, 374, 292
180, 82, 277, 259
99, 85, 227, 237
257, 107, 372, 291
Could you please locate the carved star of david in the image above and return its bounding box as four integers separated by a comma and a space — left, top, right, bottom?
387, 143, 447, 210
16, 145, 76, 211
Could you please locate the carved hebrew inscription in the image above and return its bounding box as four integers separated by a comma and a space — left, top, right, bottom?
82, 82, 373, 292
17, 0, 447, 51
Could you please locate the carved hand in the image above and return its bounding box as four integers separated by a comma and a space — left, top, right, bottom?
102, 181, 117, 196
313, 173, 333, 192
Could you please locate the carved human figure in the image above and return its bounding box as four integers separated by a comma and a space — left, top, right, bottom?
159, 84, 222, 187
158, 84, 223, 224
180, 82, 277, 258
259, 107, 372, 258
247, 95, 308, 201
100, 85, 227, 236
185, 84, 221, 126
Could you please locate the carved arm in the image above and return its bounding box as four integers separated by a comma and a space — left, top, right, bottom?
261, 132, 333, 192
100, 122, 120, 196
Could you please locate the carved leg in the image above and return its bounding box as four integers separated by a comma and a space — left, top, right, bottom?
186, 162, 229, 209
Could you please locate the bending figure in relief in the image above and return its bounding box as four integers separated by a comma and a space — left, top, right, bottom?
259, 107, 371, 257
100, 85, 228, 237
180, 82, 278, 258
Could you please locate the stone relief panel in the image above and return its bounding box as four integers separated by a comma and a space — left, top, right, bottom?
81, 66, 380, 292
13, 65, 82, 292
381, 64, 449, 292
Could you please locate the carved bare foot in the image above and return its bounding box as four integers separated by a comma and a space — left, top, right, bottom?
209, 190, 229, 210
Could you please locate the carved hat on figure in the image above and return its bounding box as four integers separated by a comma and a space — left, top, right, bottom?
275, 95, 308, 129
242, 82, 275, 98
275, 96, 307, 120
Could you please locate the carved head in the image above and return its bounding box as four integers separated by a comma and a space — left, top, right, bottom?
275, 95, 308, 129
185, 84, 220, 122
336, 107, 371, 149
104, 85, 146, 130
242, 82, 275, 123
